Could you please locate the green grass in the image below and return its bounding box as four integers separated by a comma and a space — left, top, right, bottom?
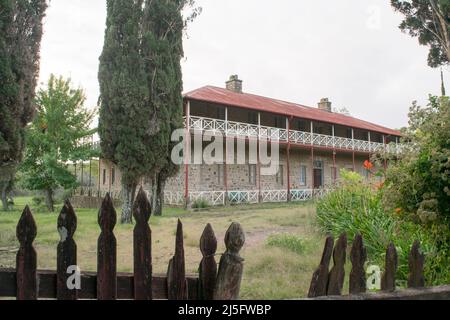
266, 234, 306, 255
0, 197, 323, 299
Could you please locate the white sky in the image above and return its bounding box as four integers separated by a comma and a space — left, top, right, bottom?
39, 0, 449, 130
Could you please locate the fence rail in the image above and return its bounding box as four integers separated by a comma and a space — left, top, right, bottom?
0, 188, 245, 300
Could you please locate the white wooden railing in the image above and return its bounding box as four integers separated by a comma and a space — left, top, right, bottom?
186, 116, 400, 154
163, 189, 329, 206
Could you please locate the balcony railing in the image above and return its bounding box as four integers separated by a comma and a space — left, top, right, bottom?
186, 116, 399, 154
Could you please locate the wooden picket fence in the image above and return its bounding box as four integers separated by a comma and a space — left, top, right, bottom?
307, 233, 450, 300
0, 189, 245, 300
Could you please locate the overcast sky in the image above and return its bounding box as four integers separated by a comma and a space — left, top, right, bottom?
39, 0, 449, 130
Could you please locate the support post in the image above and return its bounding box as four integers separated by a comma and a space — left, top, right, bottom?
286, 117, 292, 202
224, 107, 229, 206
257, 112, 261, 203
332, 125, 336, 183
383, 135, 388, 171
184, 101, 191, 207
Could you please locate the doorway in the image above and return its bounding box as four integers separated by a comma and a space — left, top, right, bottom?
313, 160, 323, 189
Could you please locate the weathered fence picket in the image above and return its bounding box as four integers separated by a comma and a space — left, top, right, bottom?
213, 222, 245, 300
349, 233, 367, 295
16, 206, 37, 300
133, 188, 153, 300
198, 224, 217, 300
381, 243, 398, 292
308, 235, 334, 298
97, 194, 117, 300
167, 219, 188, 300
327, 233, 347, 296
408, 240, 425, 288
56, 200, 78, 300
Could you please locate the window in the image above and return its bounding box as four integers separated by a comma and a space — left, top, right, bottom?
102, 169, 106, 185
111, 167, 116, 185
314, 160, 323, 169
300, 165, 307, 186
276, 165, 284, 185
217, 164, 225, 184
249, 164, 257, 185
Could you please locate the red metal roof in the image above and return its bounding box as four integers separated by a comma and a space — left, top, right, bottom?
184, 86, 401, 136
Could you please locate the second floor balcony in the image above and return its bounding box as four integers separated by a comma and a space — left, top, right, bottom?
185, 115, 401, 154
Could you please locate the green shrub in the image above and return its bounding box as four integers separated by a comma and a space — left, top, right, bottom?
191, 198, 210, 209
266, 234, 305, 255
316, 169, 443, 286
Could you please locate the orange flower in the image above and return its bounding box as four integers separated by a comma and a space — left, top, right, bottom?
395, 208, 402, 215
364, 160, 374, 170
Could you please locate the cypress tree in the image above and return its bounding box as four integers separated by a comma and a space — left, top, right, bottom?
142, 0, 185, 216
98, 0, 149, 223
99, 0, 197, 221
0, 0, 46, 210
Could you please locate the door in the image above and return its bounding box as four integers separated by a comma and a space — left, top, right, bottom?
313, 160, 323, 189
313, 169, 323, 189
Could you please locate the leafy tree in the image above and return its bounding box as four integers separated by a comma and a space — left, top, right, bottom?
391, 0, 450, 67
99, 0, 199, 222
20, 75, 97, 211
0, 0, 47, 210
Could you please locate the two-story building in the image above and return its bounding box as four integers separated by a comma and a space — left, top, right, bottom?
98, 75, 401, 206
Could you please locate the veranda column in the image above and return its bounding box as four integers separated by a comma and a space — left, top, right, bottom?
224, 107, 229, 206
352, 128, 356, 171
383, 135, 388, 171
257, 112, 262, 203
286, 117, 292, 202
184, 101, 191, 207
310, 121, 314, 195
332, 125, 336, 184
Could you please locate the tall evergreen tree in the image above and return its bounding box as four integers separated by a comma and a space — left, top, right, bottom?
391, 0, 450, 68
99, 0, 198, 222
142, 0, 185, 216
98, 0, 149, 223
0, 0, 47, 210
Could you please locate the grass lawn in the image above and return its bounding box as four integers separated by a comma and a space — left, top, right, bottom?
0, 197, 327, 299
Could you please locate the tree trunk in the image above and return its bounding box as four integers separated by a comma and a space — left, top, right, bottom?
1, 181, 9, 211
121, 182, 137, 224
153, 174, 165, 217
45, 188, 55, 212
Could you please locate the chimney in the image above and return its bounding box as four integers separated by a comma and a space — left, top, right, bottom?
318, 98, 332, 112
226, 75, 243, 93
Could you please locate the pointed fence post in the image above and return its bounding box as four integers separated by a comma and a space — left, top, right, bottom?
349, 233, 367, 295
57, 200, 78, 300
167, 219, 187, 300
214, 222, 245, 300
381, 242, 398, 292
16, 206, 37, 300
133, 188, 153, 300
308, 235, 334, 298
97, 194, 117, 300
198, 224, 217, 300
408, 240, 425, 288
327, 233, 347, 296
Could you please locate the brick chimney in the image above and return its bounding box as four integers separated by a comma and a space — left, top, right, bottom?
226, 75, 243, 93
318, 98, 332, 112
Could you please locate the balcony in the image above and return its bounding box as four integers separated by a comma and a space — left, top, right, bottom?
185, 116, 399, 154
